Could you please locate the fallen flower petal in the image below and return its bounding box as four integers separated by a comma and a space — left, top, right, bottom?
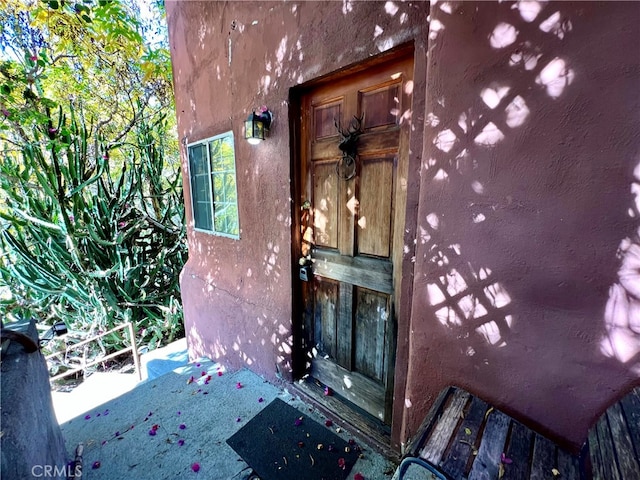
187, 376, 195, 384
217, 371, 223, 377
196, 363, 201, 367
258, 397, 264, 403
84, 415, 91, 420
501, 453, 513, 465
338, 457, 346, 469
201, 371, 207, 376
354, 473, 365, 480
178, 439, 185, 446
191, 462, 200, 473
92, 461, 101, 470
325, 419, 333, 427
179, 424, 186, 430
236, 382, 243, 389
294, 417, 303, 426
148, 429, 157, 436
236, 417, 242, 422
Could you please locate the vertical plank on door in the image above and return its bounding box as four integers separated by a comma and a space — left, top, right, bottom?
336, 283, 354, 369
314, 278, 338, 358
358, 157, 393, 258
354, 287, 389, 382
312, 161, 338, 249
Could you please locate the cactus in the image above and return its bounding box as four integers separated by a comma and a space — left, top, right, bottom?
0, 105, 186, 352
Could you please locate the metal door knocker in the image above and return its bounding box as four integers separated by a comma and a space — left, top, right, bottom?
334, 115, 363, 180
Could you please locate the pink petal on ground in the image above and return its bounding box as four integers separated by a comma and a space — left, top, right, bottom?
191, 462, 200, 472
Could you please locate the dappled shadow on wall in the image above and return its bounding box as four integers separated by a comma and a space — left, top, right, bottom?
420, 0, 576, 354
601, 158, 640, 376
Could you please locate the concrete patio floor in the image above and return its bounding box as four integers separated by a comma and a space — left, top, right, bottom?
54, 341, 404, 479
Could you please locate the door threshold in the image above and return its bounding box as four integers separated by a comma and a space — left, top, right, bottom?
291, 377, 400, 463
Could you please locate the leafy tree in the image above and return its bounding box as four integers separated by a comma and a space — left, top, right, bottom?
0, 0, 186, 352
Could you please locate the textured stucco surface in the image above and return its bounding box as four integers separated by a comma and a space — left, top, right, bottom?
405, 1, 640, 451
166, 0, 640, 452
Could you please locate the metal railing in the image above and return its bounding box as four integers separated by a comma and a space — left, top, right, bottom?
45, 322, 141, 382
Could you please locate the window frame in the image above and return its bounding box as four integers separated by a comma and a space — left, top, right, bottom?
187, 131, 240, 239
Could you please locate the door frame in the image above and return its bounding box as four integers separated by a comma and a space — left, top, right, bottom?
289, 42, 421, 449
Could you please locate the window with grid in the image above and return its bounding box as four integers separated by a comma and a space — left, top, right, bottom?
187, 132, 239, 238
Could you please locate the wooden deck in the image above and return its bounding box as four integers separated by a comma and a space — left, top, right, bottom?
401, 385, 640, 480
588, 385, 640, 480
404, 387, 581, 479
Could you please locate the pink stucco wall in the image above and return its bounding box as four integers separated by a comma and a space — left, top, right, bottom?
403, 1, 640, 451
166, 1, 640, 452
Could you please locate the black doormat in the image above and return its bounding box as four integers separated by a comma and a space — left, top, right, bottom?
227, 398, 360, 480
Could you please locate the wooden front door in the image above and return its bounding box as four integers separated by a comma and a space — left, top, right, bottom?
297, 54, 413, 424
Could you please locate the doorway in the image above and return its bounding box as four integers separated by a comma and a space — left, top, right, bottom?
292, 49, 414, 428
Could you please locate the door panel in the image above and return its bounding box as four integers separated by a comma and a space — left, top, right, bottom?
314, 277, 338, 359
358, 156, 395, 258
312, 161, 338, 249
354, 287, 390, 382
298, 53, 413, 424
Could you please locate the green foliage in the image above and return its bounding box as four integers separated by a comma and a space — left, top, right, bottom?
0, 0, 186, 351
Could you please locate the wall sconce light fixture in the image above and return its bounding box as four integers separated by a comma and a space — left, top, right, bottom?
245, 107, 273, 145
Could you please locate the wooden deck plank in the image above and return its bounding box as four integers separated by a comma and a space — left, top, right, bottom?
594, 415, 622, 480
503, 421, 533, 480
606, 401, 640, 479
406, 387, 453, 458
441, 395, 488, 479
556, 447, 580, 480
467, 409, 510, 480
588, 426, 606, 480
530, 434, 555, 480
420, 389, 470, 464
619, 387, 640, 459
